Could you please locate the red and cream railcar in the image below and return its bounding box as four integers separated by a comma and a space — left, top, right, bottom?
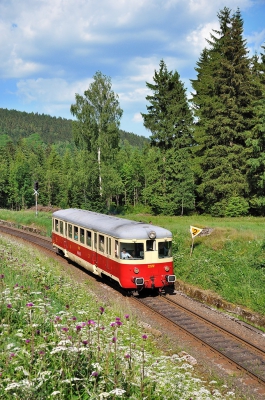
52, 209, 175, 293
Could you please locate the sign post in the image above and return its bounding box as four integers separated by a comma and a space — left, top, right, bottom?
33, 181, 39, 217
190, 226, 203, 256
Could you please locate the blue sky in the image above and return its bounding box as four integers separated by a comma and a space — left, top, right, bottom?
0, 0, 264, 138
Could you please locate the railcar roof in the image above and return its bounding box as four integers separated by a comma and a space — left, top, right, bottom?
52, 208, 172, 240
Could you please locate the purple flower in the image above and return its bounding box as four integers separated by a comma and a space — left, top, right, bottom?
91, 371, 99, 377
65, 304, 70, 309
7, 304, 12, 309
14, 283, 19, 287
0, 274, 4, 279
142, 334, 148, 340
115, 317, 121, 321
116, 321, 123, 327
26, 302, 34, 307
39, 350, 45, 356
76, 325, 82, 331
25, 339, 31, 344
82, 340, 89, 346
99, 306, 105, 314
54, 316, 62, 323
62, 327, 69, 332
36, 330, 40, 335
124, 353, 130, 359
125, 314, 130, 320
72, 316, 77, 321
87, 319, 95, 326
112, 336, 117, 343
110, 322, 116, 328
9, 353, 15, 358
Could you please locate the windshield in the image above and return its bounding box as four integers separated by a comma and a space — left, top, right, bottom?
158, 241, 172, 258
120, 242, 144, 259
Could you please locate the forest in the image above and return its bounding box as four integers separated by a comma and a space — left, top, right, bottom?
0, 7, 265, 217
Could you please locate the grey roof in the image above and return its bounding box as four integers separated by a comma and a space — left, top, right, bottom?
52, 208, 172, 240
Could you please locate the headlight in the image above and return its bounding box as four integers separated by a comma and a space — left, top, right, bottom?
164, 266, 170, 272
148, 230, 156, 239
134, 267, 139, 274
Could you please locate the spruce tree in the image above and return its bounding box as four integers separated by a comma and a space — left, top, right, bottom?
141, 60, 195, 215
246, 45, 265, 214
191, 7, 253, 215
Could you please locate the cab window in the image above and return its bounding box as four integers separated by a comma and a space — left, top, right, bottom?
158, 241, 172, 258
68, 224, 72, 238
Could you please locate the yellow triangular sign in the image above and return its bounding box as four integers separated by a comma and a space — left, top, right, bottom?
190, 226, 203, 238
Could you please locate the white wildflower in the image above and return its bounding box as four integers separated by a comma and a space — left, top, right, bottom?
5, 382, 20, 391
51, 391, 61, 396
109, 388, 126, 396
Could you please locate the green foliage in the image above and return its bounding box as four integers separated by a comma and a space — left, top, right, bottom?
191, 8, 253, 213
0, 236, 224, 399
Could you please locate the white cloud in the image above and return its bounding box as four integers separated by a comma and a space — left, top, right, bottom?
133, 113, 143, 123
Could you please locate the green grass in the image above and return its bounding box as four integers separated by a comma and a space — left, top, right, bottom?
1, 209, 265, 316
0, 236, 236, 399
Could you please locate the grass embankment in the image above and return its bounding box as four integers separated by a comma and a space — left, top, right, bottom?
127, 214, 265, 317
0, 236, 235, 399
1, 209, 265, 316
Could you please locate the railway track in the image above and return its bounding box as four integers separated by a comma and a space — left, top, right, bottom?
135, 295, 265, 387
1, 222, 265, 392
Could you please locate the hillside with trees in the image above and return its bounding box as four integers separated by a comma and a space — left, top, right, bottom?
0, 7, 264, 217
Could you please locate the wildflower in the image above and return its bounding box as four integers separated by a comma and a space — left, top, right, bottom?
115, 317, 121, 321
72, 316, 77, 321
125, 314, 130, 320
142, 334, 148, 340
109, 388, 126, 396
76, 325, 82, 331
7, 304, 12, 308
112, 336, 117, 343
62, 327, 69, 332
9, 353, 16, 358
36, 330, 40, 335
87, 319, 95, 326
99, 306, 105, 314
82, 340, 89, 346
0, 274, 4, 279
91, 371, 99, 377
124, 353, 130, 359
116, 321, 123, 327
26, 302, 34, 307
54, 316, 62, 322
25, 339, 31, 344
110, 322, 116, 328
66, 304, 70, 309
39, 350, 45, 356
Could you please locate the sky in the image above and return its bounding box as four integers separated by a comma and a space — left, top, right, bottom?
0, 0, 264, 138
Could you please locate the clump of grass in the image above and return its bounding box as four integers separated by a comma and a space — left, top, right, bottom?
0, 236, 235, 399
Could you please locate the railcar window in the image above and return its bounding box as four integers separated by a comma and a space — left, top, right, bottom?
74, 226, 79, 241
94, 233, 97, 250
115, 240, 119, 258
80, 228, 84, 244
99, 234, 104, 252
86, 231, 91, 247
146, 239, 156, 251
158, 241, 172, 258
68, 224, 72, 239
60, 221, 64, 234
55, 219, 58, 232
108, 238, 111, 255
